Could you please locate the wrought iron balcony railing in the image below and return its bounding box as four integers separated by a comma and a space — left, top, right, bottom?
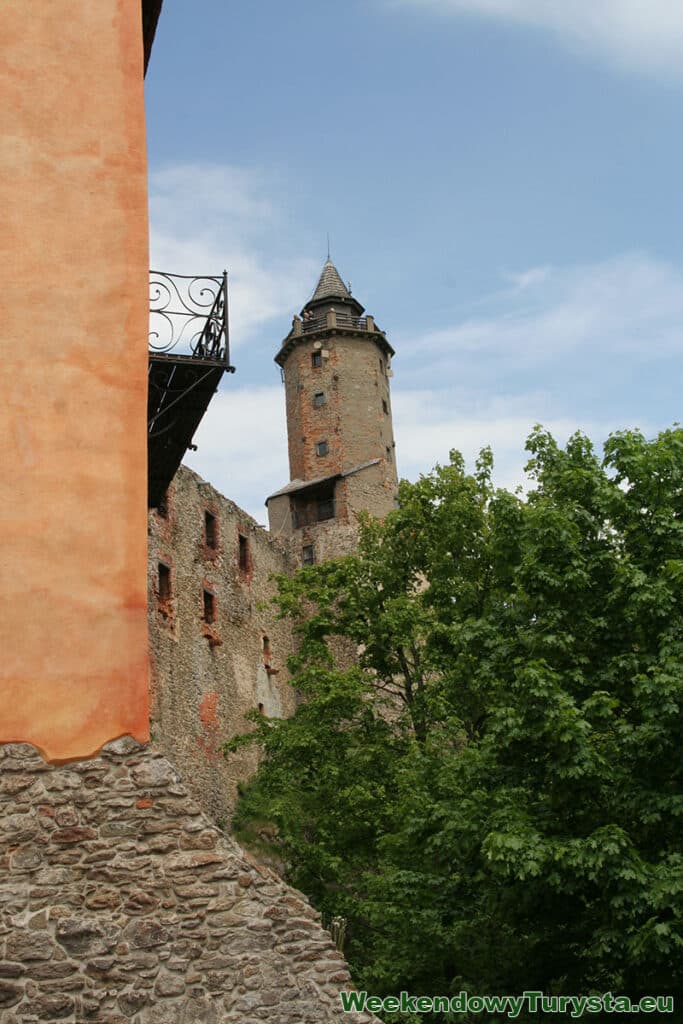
149, 270, 232, 367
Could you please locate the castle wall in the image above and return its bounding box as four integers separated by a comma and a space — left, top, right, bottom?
148, 467, 299, 823
0, 0, 149, 758
0, 738, 380, 1024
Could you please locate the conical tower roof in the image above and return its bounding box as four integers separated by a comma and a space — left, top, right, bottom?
309, 259, 351, 303
302, 258, 365, 317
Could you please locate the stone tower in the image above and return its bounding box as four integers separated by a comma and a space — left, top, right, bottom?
266, 259, 398, 563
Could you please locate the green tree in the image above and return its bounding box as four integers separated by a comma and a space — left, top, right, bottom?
228, 427, 683, 1008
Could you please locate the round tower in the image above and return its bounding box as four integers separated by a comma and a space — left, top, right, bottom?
266, 259, 398, 562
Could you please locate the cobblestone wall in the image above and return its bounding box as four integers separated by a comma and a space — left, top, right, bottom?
0, 739, 380, 1024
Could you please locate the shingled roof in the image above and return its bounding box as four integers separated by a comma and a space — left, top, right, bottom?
309, 259, 351, 304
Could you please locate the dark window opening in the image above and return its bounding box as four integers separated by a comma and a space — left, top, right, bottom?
262, 635, 271, 658
313, 391, 326, 408
312, 351, 322, 368
379, 359, 384, 373
157, 491, 168, 518
316, 440, 329, 457
302, 544, 315, 566
203, 589, 216, 624
386, 446, 392, 463
204, 511, 217, 549
290, 480, 336, 529
382, 399, 388, 414
158, 562, 171, 600
317, 498, 335, 521
258, 702, 264, 714
238, 533, 249, 572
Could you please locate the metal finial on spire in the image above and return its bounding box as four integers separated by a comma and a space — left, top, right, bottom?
327, 233, 331, 261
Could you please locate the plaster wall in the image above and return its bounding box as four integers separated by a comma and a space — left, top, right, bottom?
148, 468, 298, 823
0, 0, 150, 758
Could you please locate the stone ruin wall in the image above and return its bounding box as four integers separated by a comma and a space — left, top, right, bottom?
0, 738, 380, 1024
148, 466, 300, 826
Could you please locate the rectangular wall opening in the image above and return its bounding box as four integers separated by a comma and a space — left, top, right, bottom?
302, 544, 315, 566
290, 479, 336, 528
203, 589, 216, 624
204, 510, 218, 549
158, 562, 171, 600
238, 533, 250, 573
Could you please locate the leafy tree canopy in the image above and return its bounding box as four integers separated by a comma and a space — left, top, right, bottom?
227, 427, 683, 1012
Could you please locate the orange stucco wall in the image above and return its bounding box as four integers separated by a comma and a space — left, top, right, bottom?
0, 1, 150, 759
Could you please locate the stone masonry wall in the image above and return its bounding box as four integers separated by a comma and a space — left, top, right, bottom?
148, 467, 299, 826
0, 738, 381, 1024
282, 333, 397, 493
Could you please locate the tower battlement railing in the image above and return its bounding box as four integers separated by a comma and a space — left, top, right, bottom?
149, 270, 232, 367
295, 310, 379, 336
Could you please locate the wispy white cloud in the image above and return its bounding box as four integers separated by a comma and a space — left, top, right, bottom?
391, 388, 645, 495
182, 386, 289, 526
405, 253, 683, 365
389, 0, 683, 78
149, 163, 316, 346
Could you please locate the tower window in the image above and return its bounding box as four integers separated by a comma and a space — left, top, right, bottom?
203, 588, 216, 624
312, 391, 326, 407
312, 351, 322, 368
157, 491, 169, 518
317, 498, 335, 522
204, 511, 217, 549
238, 533, 250, 573
382, 399, 388, 414
302, 544, 315, 566
316, 440, 329, 457
386, 446, 392, 462
379, 359, 384, 374
158, 562, 171, 600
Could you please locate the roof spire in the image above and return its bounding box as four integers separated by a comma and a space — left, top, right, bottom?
308, 258, 352, 305
326, 232, 330, 261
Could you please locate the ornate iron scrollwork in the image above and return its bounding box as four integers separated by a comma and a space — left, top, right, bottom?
149, 270, 230, 364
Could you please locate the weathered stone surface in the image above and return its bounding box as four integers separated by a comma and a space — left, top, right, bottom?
0, 963, 25, 978
6, 932, 55, 962
0, 981, 23, 1007
54, 805, 79, 827
51, 826, 97, 844
131, 759, 176, 788
0, 741, 380, 1023
103, 737, 146, 757
123, 889, 159, 915
55, 918, 120, 956
123, 918, 168, 949
32, 992, 75, 1018
118, 989, 150, 1015
155, 970, 186, 996
9, 844, 43, 871
85, 887, 122, 911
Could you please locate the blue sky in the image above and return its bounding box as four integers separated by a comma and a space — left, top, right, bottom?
145, 0, 683, 524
